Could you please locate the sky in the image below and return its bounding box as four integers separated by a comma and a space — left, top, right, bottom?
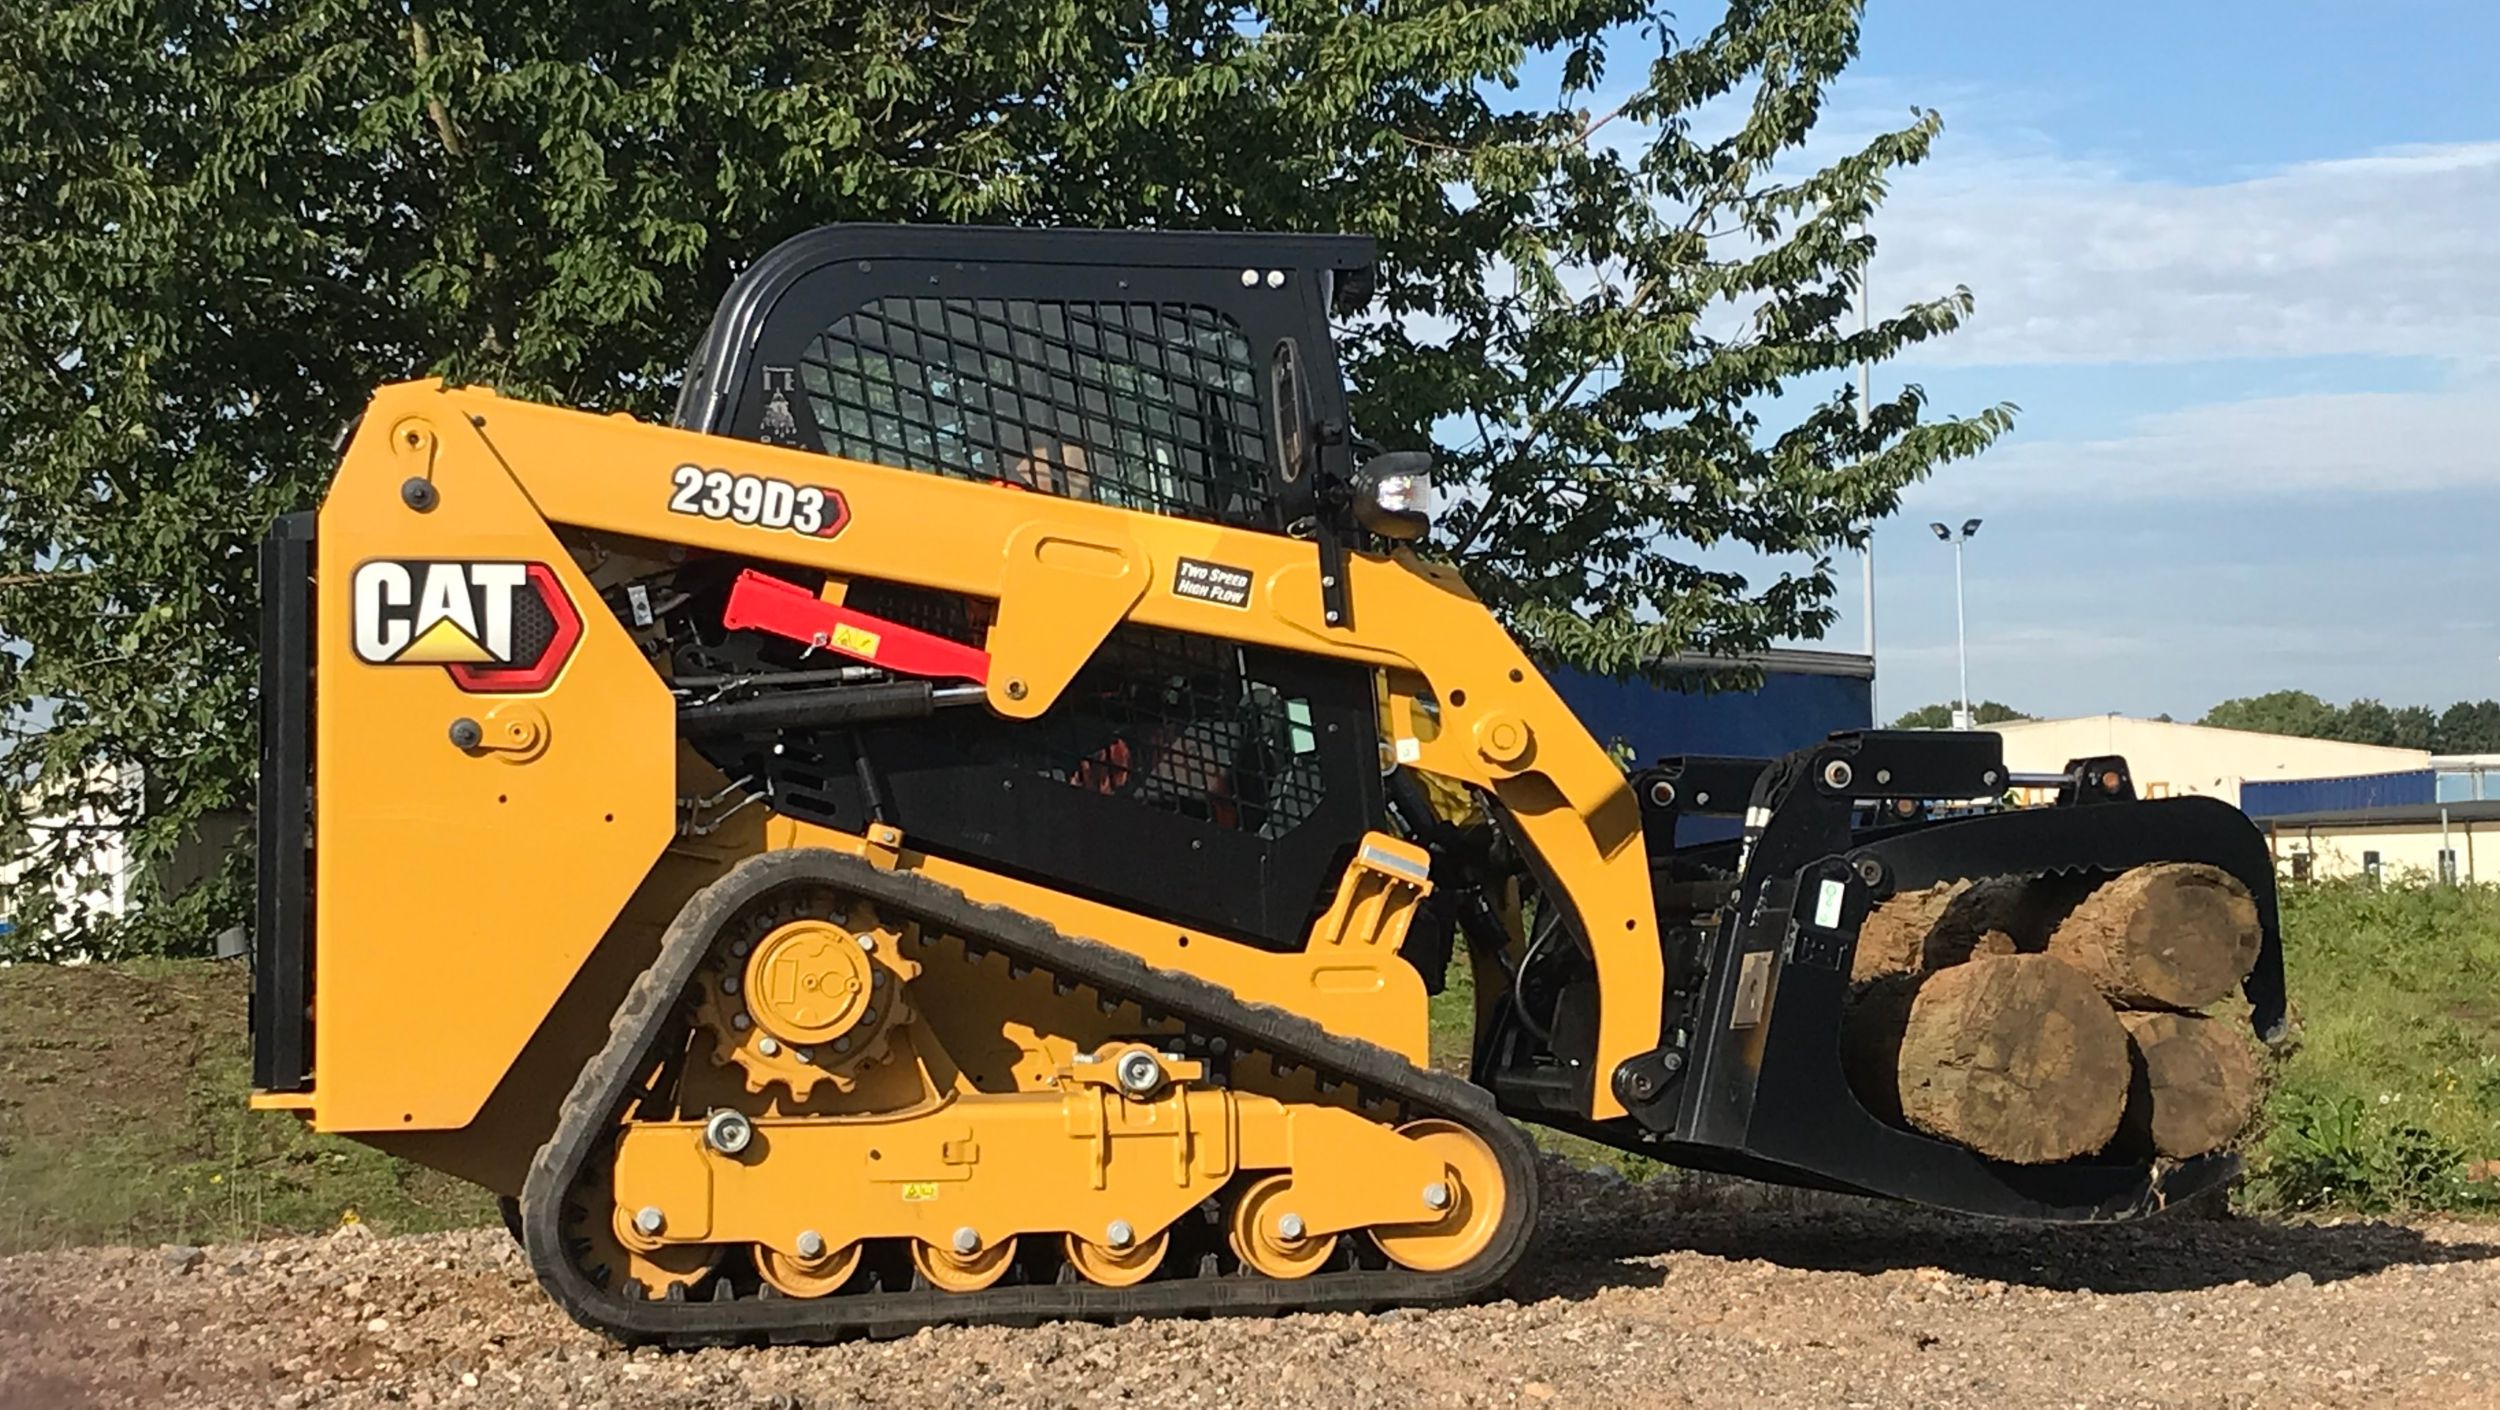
1689, 1, 2500, 722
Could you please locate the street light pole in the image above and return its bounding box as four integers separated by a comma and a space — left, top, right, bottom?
1857, 279, 1876, 720
1952, 534, 1969, 727
1929, 518, 1983, 728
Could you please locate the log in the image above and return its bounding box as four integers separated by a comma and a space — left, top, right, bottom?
1850, 881, 1971, 983
2044, 863, 2261, 1010
1853, 873, 2104, 983
1847, 954, 2131, 1164
2112, 1009, 2264, 1159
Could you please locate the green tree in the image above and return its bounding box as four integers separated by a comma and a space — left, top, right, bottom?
1, 0, 2008, 958
1890, 700, 2033, 729
2438, 701, 2500, 755
2329, 698, 2399, 748
2391, 704, 2439, 752
2201, 690, 2340, 739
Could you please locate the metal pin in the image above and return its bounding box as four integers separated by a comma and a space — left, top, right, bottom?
757, 1037, 781, 1057
1276, 1213, 1305, 1242
634, 1206, 666, 1236
796, 1229, 826, 1260
952, 1226, 981, 1255
1422, 1182, 1451, 1211
1106, 1219, 1135, 1249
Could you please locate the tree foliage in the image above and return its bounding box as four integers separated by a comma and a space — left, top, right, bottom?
0, 0, 2006, 957
1889, 700, 2032, 729
2201, 691, 2500, 753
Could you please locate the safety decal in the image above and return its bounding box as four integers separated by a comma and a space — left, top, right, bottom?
900, 1182, 940, 1203
668, 463, 850, 539
1172, 556, 1253, 609
350, 560, 582, 693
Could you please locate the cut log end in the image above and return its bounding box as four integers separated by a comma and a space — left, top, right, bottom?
2113, 1009, 2265, 1159
1890, 954, 2131, 1164
2046, 863, 2262, 1010
1851, 881, 1972, 983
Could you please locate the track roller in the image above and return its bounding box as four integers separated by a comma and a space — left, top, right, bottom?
1368, 1119, 1508, 1273
1063, 1227, 1169, 1288
911, 1233, 1020, 1292
1227, 1175, 1337, 1279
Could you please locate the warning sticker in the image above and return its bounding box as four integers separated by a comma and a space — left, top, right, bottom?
832, 623, 882, 658
900, 1182, 939, 1203
1173, 557, 1254, 609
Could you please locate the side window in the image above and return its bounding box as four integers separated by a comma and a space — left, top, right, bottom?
800, 297, 1275, 527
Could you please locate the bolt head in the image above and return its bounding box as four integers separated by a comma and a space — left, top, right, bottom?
1276, 1212, 1306, 1242
720, 976, 739, 995
797, 1047, 816, 1063
1822, 758, 1854, 790
952, 1226, 981, 1255
1422, 1181, 1452, 1212
756, 1036, 781, 1057
703, 1108, 754, 1155
731, 1013, 751, 1031
1115, 1050, 1165, 1096
1105, 1219, 1135, 1249
856, 933, 878, 952
633, 1206, 665, 1236
795, 1229, 826, 1260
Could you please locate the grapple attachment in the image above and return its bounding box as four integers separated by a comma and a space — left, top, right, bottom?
1559, 730, 2280, 1219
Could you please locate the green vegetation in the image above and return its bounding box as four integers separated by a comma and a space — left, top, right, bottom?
2199, 688, 2500, 752
6, 875, 2492, 1253
1890, 700, 2035, 729
2241, 879, 2500, 1214
0, 961, 493, 1255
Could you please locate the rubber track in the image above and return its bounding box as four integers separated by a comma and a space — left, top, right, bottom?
521, 848, 1544, 1346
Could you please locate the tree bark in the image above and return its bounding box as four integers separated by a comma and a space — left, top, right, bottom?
2045, 863, 2262, 1010
1850, 881, 1971, 983
1846, 954, 2131, 1164
2112, 1009, 2265, 1159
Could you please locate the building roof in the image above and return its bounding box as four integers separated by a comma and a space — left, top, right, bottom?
1990, 714, 2428, 758
1652, 647, 1873, 680
2258, 800, 2500, 829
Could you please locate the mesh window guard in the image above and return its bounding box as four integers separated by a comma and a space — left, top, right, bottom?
800, 297, 1274, 527
1037, 628, 1329, 840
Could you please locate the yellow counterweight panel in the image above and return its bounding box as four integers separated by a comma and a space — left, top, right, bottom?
309, 406, 676, 1131
356, 381, 1663, 1120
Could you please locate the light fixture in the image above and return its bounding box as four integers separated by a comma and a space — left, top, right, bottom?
1353, 450, 1433, 540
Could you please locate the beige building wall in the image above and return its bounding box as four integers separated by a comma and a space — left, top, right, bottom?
2266, 818, 2491, 883
1986, 716, 2429, 807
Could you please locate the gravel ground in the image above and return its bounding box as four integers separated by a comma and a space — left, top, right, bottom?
4, 1161, 2496, 1410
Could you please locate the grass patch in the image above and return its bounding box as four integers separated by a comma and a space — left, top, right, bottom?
2240, 878, 2500, 1215
0, 960, 494, 1254
7, 877, 2496, 1254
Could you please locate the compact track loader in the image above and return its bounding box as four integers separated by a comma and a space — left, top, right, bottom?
252, 225, 2286, 1343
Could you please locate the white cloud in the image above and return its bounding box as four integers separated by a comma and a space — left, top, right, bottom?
1867, 112, 2500, 367
1906, 374, 2500, 503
